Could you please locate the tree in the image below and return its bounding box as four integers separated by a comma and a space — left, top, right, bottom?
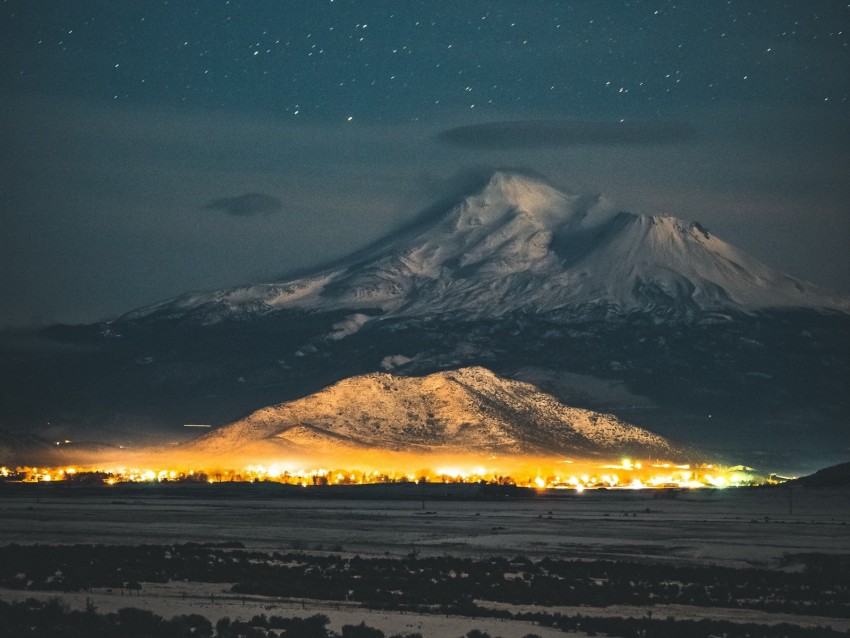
341, 620, 385, 638
173, 613, 213, 638
216, 616, 232, 638
280, 614, 330, 638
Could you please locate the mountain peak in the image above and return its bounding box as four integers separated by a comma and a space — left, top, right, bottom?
123, 172, 849, 325
481, 170, 554, 198
463, 171, 582, 228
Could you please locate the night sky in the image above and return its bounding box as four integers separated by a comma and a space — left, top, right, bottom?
1, 1, 848, 326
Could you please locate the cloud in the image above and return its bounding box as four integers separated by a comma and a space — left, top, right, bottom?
415, 165, 555, 204
204, 193, 283, 217
436, 120, 697, 150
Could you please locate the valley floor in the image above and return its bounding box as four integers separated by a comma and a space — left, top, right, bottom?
0, 485, 848, 637
1, 485, 848, 566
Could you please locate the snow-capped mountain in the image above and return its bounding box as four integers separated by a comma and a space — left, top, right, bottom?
126, 171, 849, 327
5, 171, 849, 470
187, 366, 680, 461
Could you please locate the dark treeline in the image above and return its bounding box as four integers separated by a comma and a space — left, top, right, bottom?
0, 598, 845, 638
1, 543, 848, 620
521, 609, 848, 638
0, 599, 407, 638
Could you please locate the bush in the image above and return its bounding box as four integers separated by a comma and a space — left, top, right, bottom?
342, 620, 385, 638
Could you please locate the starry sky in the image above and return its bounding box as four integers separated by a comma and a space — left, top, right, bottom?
1, 0, 848, 326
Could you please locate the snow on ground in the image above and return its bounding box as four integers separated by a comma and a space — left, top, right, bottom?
0, 488, 847, 567
1, 488, 848, 636
0, 584, 575, 638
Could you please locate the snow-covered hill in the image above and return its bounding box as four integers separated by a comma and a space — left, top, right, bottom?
124, 171, 849, 327
187, 366, 680, 461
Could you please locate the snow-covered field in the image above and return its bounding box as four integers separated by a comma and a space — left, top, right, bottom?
1, 487, 847, 566
0, 584, 575, 638
1, 486, 848, 637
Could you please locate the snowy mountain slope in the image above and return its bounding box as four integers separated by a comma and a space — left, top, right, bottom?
123, 171, 849, 327
6, 171, 848, 469
187, 366, 681, 461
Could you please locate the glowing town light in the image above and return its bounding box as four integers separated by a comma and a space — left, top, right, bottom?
1, 458, 770, 489
705, 474, 726, 487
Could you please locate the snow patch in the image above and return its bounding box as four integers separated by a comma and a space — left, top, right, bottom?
327, 313, 372, 341
380, 354, 413, 371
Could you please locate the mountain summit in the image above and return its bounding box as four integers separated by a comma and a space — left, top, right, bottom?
128, 171, 849, 327
6, 172, 849, 469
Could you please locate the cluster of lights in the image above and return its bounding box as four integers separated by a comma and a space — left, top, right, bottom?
1, 466, 78, 482
530, 461, 757, 490
0, 460, 765, 489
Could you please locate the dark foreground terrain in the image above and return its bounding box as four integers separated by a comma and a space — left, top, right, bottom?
1, 485, 849, 636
